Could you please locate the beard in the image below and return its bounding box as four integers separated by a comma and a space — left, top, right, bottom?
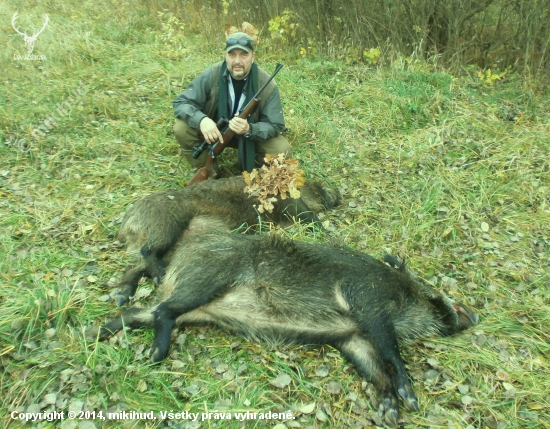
230, 65, 246, 79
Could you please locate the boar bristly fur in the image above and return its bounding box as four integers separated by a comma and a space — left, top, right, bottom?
91, 227, 478, 427
114, 176, 341, 306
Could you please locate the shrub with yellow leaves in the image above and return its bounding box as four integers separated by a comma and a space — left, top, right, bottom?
364, 47, 381, 65
154, 12, 187, 59
268, 10, 299, 43
477, 68, 507, 86
243, 154, 306, 213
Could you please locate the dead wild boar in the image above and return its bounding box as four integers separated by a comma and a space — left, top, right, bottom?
114, 175, 341, 306
90, 225, 478, 427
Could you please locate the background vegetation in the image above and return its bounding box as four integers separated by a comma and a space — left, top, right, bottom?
1, 0, 549, 428
159, 0, 550, 79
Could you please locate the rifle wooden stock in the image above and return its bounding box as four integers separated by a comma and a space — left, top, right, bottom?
187, 63, 284, 187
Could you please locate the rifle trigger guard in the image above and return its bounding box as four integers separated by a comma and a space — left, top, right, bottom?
209, 142, 220, 159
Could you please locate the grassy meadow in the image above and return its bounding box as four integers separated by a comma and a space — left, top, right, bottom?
1, 1, 549, 428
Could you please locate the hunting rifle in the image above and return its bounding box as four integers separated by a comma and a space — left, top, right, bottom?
187, 63, 284, 186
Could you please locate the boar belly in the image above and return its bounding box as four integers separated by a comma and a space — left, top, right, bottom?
176, 288, 357, 344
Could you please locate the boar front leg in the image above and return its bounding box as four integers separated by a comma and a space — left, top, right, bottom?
336, 334, 402, 428
368, 317, 419, 414
297, 211, 323, 229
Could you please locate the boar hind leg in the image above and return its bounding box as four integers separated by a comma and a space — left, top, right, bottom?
149, 280, 227, 362
114, 263, 147, 306
336, 334, 401, 428
150, 304, 177, 362
141, 244, 167, 285
88, 306, 155, 340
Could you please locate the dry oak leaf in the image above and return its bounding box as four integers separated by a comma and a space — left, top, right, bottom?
243, 153, 305, 213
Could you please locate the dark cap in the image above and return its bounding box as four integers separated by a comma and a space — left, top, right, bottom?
225, 32, 254, 53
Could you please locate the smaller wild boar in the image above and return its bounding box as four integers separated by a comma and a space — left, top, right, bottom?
114, 175, 341, 306
90, 220, 478, 427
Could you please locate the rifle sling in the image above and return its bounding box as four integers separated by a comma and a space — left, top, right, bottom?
237, 136, 255, 172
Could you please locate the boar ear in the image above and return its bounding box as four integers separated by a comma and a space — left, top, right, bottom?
452, 303, 479, 329
383, 254, 405, 270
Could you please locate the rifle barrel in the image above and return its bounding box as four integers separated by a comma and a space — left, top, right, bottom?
240, 63, 284, 113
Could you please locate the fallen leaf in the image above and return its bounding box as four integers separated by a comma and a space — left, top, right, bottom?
528, 402, 544, 410
427, 358, 440, 368
325, 380, 342, 394
269, 372, 292, 388
216, 363, 229, 374
458, 384, 469, 394
316, 409, 328, 422
461, 395, 473, 405
42, 393, 57, 405
300, 402, 316, 414
68, 400, 84, 414
132, 286, 152, 301
171, 360, 186, 370
315, 366, 329, 377
43, 272, 56, 281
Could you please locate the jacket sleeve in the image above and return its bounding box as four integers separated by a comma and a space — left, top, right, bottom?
172, 67, 213, 129
249, 86, 286, 142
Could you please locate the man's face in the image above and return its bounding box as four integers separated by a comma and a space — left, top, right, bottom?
225, 49, 255, 80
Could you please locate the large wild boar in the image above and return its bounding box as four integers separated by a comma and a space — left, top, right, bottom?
91, 222, 478, 427
114, 175, 341, 305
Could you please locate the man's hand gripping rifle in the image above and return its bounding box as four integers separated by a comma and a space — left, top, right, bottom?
187, 63, 284, 187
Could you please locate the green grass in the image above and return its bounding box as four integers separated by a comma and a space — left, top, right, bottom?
1, 1, 549, 428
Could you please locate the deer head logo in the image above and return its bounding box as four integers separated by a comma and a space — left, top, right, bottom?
11, 12, 49, 54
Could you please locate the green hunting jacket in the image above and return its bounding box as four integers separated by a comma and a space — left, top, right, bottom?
173, 61, 285, 142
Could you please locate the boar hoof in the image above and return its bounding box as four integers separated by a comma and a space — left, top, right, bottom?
85, 326, 100, 340
397, 381, 419, 411
148, 264, 165, 286
149, 346, 168, 363
378, 396, 399, 428
86, 325, 115, 341
399, 386, 420, 411
114, 292, 129, 307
